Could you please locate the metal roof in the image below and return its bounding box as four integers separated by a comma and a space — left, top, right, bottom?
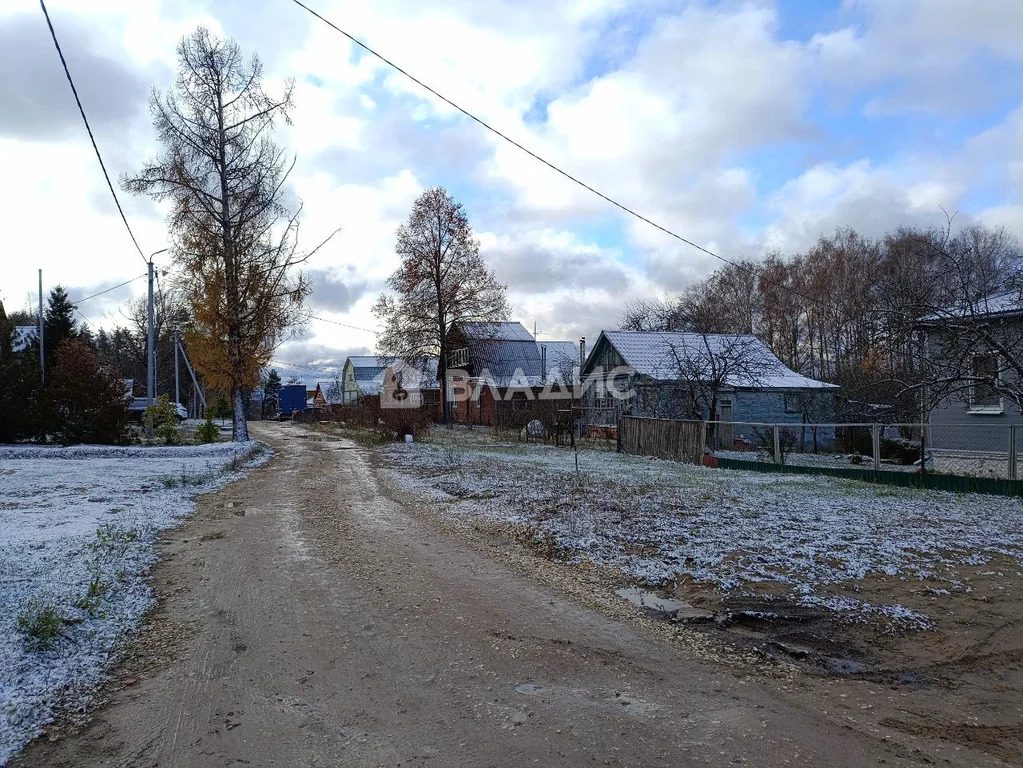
597, 330, 836, 390
459, 322, 535, 342
315, 380, 344, 404
538, 341, 579, 379
918, 291, 1023, 323
346, 356, 441, 395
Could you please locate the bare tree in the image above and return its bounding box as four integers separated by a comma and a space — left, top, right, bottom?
123, 27, 317, 441
906, 226, 1023, 413
373, 187, 509, 424
620, 296, 689, 332
651, 333, 776, 423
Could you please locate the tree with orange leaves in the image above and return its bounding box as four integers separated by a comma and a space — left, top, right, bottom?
124, 28, 331, 440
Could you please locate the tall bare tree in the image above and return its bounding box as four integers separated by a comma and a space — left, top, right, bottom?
123, 28, 312, 441
374, 187, 509, 424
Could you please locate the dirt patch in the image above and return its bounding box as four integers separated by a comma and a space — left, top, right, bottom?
366, 431, 1023, 766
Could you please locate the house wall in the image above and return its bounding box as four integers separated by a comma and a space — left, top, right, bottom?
923, 325, 1023, 452
582, 372, 837, 444
731, 390, 836, 447
341, 362, 358, 403
927, 398, 1022, 452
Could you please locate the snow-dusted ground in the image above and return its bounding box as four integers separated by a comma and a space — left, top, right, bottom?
0, 441, 270, 765
379, 431, 1023, 631
716, 447, 1014, 479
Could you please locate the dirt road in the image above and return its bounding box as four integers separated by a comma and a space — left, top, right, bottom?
15, 422, 939, 767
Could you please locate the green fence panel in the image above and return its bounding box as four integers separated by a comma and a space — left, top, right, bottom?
716, 457, 1023, 497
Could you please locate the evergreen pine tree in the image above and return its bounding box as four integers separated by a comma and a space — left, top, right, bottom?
44, 286, 78, 369
262, 368, 282, 418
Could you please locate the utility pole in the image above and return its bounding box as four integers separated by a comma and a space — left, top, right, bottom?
38, 269, 44, 385
174, 328, 180, 406
146, 248, 168, 438
147, 260, 155, 403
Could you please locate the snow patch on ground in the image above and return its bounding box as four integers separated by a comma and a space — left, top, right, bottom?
0, 441, 270, 766
378, 434, 1023, 632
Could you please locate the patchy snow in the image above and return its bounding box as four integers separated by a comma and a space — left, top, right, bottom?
0, 441, 270, 766
379, 432, 1023, 631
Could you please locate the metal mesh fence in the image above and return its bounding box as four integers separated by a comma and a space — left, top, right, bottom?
706, 420, 1020, 480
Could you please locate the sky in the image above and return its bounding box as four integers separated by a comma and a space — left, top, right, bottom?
2, 0, 1022, 379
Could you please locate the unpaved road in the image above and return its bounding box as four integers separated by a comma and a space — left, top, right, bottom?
15, 422, 949, 767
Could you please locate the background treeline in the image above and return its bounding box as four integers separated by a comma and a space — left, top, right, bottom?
622, 223, 1022, 420
0, 284, 193, 443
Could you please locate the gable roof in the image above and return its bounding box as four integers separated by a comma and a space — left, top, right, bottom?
315, 379, 343, 405
450, 322, 580, 387
343, 355, 389, 395
459, 322, 535, 342
455, 321, 542, 385
343, 355, 441, 395
918, 291, 1023, 323
592, 330, 836, 390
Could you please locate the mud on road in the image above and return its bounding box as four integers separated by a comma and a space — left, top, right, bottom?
12, 422, 1009, 767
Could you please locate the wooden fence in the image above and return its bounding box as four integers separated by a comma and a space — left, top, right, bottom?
618, 416, 705, 464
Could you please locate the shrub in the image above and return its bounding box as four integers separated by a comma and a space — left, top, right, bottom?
196, 417, 220, 444
209, 394, 232, 423
17, 597, 67, 651
46, 338, 130, 445
378, 405, 433, 441
146, 395, 181, 445
880, 436, 921, 465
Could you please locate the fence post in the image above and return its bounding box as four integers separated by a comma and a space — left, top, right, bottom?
871, 424, 880, 472
918, 423, 927, 475
1010, 425, 1018, 481
699, 420, 707, 461
773, 425, 781, 464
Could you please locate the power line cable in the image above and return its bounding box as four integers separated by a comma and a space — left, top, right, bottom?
39, 0, 148, 266
287, 0, 819, 308
70, 273, 147, 305
308, 313, 378, 334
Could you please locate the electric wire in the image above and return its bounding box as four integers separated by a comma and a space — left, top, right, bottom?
39, 0, 148, 266
287, 0, 819, 308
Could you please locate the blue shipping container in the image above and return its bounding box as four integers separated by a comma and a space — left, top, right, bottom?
279, 384, 307, 417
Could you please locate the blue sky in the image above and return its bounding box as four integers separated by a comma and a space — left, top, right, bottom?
2, 0, 1022, 370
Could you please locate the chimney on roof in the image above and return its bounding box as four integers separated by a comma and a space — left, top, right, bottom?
579, 336, 586, 369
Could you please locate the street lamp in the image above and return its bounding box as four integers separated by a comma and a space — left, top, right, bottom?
146, 248, 168, 437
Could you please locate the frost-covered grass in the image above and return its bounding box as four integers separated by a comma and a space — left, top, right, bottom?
380, 430, 1023, 631
0, 441, 270, 765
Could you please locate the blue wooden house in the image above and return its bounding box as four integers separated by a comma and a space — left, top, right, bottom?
580, 330, 837, 447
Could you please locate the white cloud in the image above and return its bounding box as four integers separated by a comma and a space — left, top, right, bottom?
3, 0, 1023, 368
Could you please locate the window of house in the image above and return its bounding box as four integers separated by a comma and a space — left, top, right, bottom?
969, 353, 1002, 412
448, 347, 469, 368
783, 394, 801, 414
511, 392, 527, 411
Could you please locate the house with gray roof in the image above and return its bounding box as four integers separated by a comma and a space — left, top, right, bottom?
580, 330, 837, 447
340, 356, 389, 403
916, 291, 1023, 456
340, 355, 440, 406
445, 321, 580, 426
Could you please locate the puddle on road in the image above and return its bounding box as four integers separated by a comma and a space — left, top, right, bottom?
616, 587, 715, 621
